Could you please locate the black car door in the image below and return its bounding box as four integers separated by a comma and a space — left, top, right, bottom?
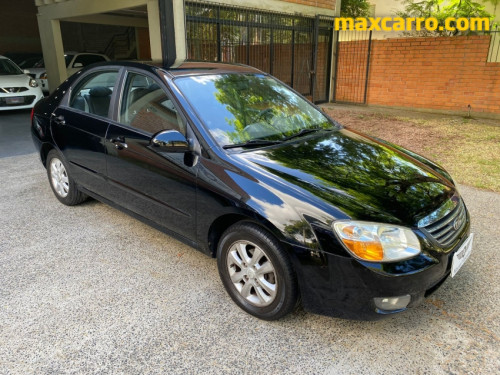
105, 71, 197, 240
52, 69, 120, 195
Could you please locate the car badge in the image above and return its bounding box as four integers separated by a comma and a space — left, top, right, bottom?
453, 216, 463, 230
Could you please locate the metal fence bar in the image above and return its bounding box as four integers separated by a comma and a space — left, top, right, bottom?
311, 15, 319, 102
185, 0, 333, 103
333, 28, 372, 104
332, 28, 340, 102
363, 30, 373, 104
487, 25, 500, 63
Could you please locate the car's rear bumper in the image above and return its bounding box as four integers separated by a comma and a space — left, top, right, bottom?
286, 222, 471, 320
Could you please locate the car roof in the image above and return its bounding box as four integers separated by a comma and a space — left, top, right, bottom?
65, 51, 108, 56
86, 60, 263, 78
165, 61, 263, 77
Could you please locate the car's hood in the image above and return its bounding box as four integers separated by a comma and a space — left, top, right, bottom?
0, 74, 30, 87
26, 68, 45, 76
232, 128, 455, 226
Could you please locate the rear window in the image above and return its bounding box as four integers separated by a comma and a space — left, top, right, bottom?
72, 54, 107, 67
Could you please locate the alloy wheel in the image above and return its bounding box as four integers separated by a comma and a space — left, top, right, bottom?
226, 240, 277, 307
50, 158, 69, 198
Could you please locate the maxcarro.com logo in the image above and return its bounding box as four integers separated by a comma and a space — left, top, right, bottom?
334, 17, 490, 32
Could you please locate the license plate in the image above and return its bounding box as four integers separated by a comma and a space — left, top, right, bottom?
5, 97, 24, 105
451, 233, 473, 277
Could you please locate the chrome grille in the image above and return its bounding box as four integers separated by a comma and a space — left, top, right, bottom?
0, 87, 28, 93
419, 199, 467, 248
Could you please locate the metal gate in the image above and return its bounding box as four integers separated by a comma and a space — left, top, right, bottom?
185, 1, 333, 103
332, 29, 372, 104
487, 25, 500, 63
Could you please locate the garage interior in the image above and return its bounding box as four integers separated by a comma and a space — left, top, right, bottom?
1, 0, 336, 103
34, 0, 170, 95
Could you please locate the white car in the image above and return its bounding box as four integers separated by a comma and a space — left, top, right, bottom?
0, 56, 43, 111
28, 52, 110, 93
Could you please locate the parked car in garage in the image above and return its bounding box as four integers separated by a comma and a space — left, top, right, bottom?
2, 52, 43, 69
30, 61, 472, 320
27, 52, 109, 93
0, 56, 43, 111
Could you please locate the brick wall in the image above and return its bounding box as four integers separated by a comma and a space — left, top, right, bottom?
335, 40, 370, 103
281, 0, 336, 11
336, 35, 500, 114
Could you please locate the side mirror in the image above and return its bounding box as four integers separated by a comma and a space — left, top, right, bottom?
23, 69, 30, 74
151, 130, 190, 153
151, 130, 200, 167
73, 62, 83, 68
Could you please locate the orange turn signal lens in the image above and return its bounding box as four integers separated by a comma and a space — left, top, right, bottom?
341, 238, 384, 261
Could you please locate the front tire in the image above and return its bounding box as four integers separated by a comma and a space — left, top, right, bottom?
217, 222, 298, 320
46, 150, 87, 206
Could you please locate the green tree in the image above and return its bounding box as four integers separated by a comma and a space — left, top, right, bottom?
341, 0, 372, 18
396, 0, 494, 36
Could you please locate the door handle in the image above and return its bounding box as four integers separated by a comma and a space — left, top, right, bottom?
110, 136, 128, 150
52, 114, 65, 126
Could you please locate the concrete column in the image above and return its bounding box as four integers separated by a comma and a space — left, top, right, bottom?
173, 0, 186, 63
37, 17, 67, 94
147, 0, 163, 62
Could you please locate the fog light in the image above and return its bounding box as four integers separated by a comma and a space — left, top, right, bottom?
374, 295, 411, 312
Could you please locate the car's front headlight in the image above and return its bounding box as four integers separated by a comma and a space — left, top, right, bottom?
29, 78, 38, 88
333, 221, 421, 262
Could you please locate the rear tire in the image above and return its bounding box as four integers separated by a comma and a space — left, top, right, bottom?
217, 222, 298, 320
46, 149, 87, 206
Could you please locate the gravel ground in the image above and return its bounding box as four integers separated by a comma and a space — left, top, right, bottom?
0, 153, 499, 374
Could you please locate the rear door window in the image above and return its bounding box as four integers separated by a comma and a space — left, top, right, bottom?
69, 70, 119, 118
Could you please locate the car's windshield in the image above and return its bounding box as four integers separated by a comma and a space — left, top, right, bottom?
0, 59, 23, 76
65, 54, 75, 67
174, 73, 336, 147
33, 58, 45, 68
18, 56, 42, 69
31, 56, 72, 69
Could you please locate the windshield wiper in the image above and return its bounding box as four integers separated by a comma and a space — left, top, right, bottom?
222, 139, 282, 149
281, 127, 331, 142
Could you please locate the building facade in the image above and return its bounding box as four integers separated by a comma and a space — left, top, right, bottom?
34, 0, 339, 102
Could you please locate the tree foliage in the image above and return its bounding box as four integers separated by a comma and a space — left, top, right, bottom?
396, 0, 494, 36
341, 0, 372, 18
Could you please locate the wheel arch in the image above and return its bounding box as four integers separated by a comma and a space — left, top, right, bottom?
207, 212, 286, 258
40, 142, 55, 167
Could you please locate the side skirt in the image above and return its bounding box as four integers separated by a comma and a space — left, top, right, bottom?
79, 187, 210, 256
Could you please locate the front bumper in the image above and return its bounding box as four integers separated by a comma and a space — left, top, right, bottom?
287, 222, 471, 320
0, 88, 44, 111
35, 78, 49, 93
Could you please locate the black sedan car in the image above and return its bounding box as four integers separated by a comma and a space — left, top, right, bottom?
31, 61, 472, 320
